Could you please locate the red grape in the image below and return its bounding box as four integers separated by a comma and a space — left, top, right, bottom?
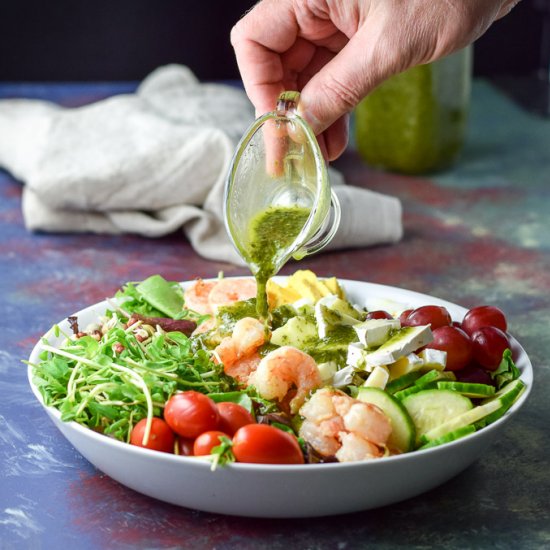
471, 326, 510, 371
455, 364, 494, 386
399, 309, 413, 325
462, 305, 507, 336
405, 305, 452, 330
366, 310, 393, 320
426, 325, 473, 371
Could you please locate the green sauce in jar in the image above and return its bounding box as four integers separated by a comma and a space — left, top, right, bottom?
355, 47, 472, 174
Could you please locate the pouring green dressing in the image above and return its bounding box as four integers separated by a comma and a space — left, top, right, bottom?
224, 91, 341, 322
244, 205, 311, 320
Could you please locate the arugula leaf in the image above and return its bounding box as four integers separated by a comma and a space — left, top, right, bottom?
209, 436, 235, 470
208, 391, 255, 413
31, 312, 237, 443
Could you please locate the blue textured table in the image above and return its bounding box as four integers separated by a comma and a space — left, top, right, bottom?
1, 81, 549, 549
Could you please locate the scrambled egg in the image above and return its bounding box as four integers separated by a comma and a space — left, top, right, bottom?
267, 269, 344, 308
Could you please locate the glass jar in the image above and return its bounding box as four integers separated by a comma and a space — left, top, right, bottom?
354, 46, 472, 174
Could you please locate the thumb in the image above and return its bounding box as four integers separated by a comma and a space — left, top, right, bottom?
297, 28, 402, 135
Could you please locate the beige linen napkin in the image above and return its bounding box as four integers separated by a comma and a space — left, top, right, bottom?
0, 65, 402, 264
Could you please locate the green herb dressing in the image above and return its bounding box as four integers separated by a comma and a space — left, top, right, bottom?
243, 205, 310, 319
355, 48, 471, 174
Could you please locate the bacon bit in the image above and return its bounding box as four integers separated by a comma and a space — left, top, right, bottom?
125, 317, 139, 328
112, 342, 125, 354
128, 314, 196, 336
68, 316, 80, 335
135, 331, 148, 343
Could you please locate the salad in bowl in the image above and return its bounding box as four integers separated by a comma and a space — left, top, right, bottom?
29, 270, 527, 473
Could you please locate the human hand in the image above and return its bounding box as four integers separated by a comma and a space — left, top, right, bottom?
231, 0, 520, 160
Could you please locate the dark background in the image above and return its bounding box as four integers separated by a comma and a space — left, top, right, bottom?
0, 0, 546, 82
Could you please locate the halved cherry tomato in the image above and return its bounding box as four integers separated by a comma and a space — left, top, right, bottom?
232, 424, 304, 465
193, 430, 229, 456
164, 391, 219, 439
130, 417, 175, 453
217, 402, 255, 436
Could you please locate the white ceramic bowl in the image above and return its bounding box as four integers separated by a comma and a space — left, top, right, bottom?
27, 279, 532, 518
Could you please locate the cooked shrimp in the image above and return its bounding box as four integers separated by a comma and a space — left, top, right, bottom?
299, 388, 392, 463
184, 279, 217, 315
336, 400, 391, 447
336, 433, 383, 462
214, 317, 266, 383
224, 352, 262, 385
208, 278, 257, 312
192, 317, 216, 335
248, 346, 322, 414
299, 419, 340, 456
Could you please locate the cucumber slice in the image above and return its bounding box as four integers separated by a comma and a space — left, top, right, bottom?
420, 399, 502, 444
401, 389, 473, 445
356, 387, 416, 453
393, 370, 456, 399
386, 371, 422, 394
436, 381, 496, 398
418, 425, 476, 449
482, 379, 526, 408
474, 406, 507, 429
476, 380, 526, 428
414, 369, 443, 388
415, 370, 456, 388
393, 384, 426, 401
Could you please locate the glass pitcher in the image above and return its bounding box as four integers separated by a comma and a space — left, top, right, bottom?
224, 91, 341, 281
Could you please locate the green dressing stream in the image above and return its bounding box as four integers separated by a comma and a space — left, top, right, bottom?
243, 205, 310, 319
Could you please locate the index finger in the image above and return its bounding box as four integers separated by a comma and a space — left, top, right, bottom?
230, 0, 298, 116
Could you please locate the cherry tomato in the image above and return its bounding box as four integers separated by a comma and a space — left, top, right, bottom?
130, 417, 175, 453
471, 326, 511, 371
462, 305, 508, 336
193, 430, 229, 456
399, 309, 413, 325
164, 391, 219, 439
366, 310, 393, 320
232, 424, 304, 465
217, 402, 255, 436
405, 305, 452, 330
175, 437, 195, 456
426, 325, 473, 371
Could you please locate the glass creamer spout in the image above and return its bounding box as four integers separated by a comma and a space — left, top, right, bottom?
276, 91, 301, 116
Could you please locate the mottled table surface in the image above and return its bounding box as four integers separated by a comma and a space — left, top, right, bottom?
1, 81, 549, 549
